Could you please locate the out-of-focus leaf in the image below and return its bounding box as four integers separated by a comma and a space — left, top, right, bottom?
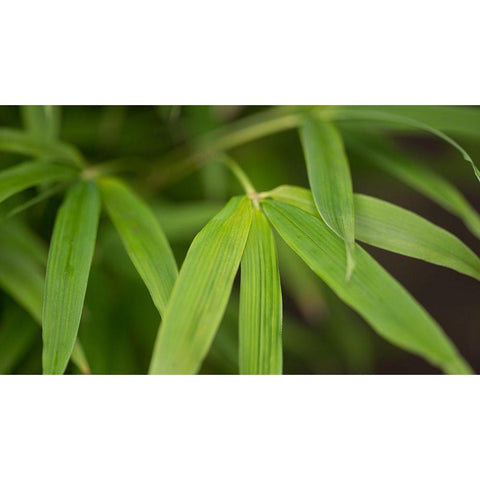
0, 223, 90, 373
43, 181, 100, 374
21, 106, 61, 141
336, 106, 480, 139
267, 185, 480, 281
332, 110, 480, 183
149, 196, 252, 374
0, 161, 76, 205
345, 133, 480, 239
299, 117, 355, 278
154, 202, 222, 242
0, 305, 38, 374
262, 199, 472, 374
0, 218, 48, 266
0, 128, 83, 166
239, 208, 282, 374
99, 177, 178, 317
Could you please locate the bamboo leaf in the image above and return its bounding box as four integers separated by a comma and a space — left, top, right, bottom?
354, 194, 480, 281
336, 106, 480, 139
43, 180, 100, 374
0, 128, 84, 166
21, 105, 61, 142
149, 196, 253, 374
267, 185, 480, 281
239, 208, 282, 374
0, 161, 76, 205
99, 177, 178, 317
332, 109, 480, 183
0, 223, 90, 373
154, 201, 222, 242
300, 117, 355, 278
262, 199, 472, 374
345, 133, 480, 239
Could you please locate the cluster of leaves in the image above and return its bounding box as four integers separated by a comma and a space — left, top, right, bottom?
0, 105, 479, 374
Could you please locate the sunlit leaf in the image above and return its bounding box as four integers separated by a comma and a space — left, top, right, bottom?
43, 180, 100, 374
267, 185, 480, 281
0, 161, 76, 206
262, 198, 472, 374
300, 117, 355, 278
239, 208, 282, 374
149, 196, 252, 374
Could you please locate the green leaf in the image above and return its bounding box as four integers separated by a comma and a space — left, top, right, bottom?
43, 180, 100, 374
345, 133, 480, 239
0, 128, 84, 167
154, 201, 222, 242
331, 109, 480, 183
21, 105, 61, 142
299, 117, 355, 278
336, 106, 480, 139
354, 194, 480, 281
99, 177, 178, 317
0, 161, 76, 206
268, 185, 480, 281
0, 222, 90, 373
0, 305, 38, 374
239, 208, 282, 374
149, 196, 253, 374
262, 199, 472, 374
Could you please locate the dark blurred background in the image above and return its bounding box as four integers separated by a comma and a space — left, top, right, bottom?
0, 105, 479, 374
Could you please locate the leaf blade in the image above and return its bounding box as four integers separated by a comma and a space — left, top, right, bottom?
99, 177, 178, 317
345, 133, 480, 239
149, 196, 253, 374
268, 185, 480, 281
0, 161, 76, 205
43, 180, 100, 374
300, 118, 355, 278
262, 199, 472, 374
0, 222, 90, 373
21, 105, 61, 142
0, 128, 83, 167
239, 208, 282, 374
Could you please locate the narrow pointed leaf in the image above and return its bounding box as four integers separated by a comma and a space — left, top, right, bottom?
336, 106, 480, 139
0, 128, 83, 166
332, 109, 480, 182
239, 208, 282, 374
262, 199, 472, 374
354, 194, 480, 281
345, 133, 480, 239
0, 224, 89, 373
99, 177, 178, 317
21, 105, 61, 141
0, 161, 76, 205
43, 180, 100, 374
300, 117, 355, 278
149, 196, 253, 374
268, 185, 480, 281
